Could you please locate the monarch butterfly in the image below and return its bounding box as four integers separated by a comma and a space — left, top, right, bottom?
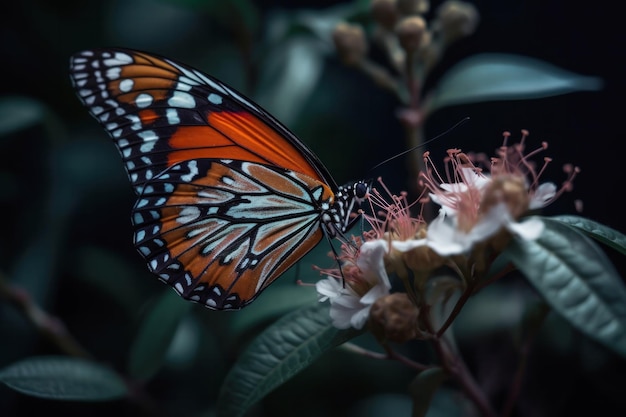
69, 48, 369, 310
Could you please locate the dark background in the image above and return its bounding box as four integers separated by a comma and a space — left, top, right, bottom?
1, 1, 625, 416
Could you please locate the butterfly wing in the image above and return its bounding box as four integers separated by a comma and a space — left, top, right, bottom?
69, 48, 338, 194
133, 159, 331, 309
69, 48, 341, 309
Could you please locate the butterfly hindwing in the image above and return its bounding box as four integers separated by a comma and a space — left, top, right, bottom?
132, 158, 334, 310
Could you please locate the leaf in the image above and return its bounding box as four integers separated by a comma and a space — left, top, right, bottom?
409, 367, 448, 417
424, 53, 603, 115
0, 356, 128, 401
216, 302, 362, 417
0, 96, 46, 137
550, 215, 626, 256
229, 284, 318, 339
505, 217, 626, 357
256, 35, 325, 126
128, 290, 192, 380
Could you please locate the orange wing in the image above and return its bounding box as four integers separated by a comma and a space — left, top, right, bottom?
133, 159, 334, 309
69, 48, 338, 194
69, 48, 359, 310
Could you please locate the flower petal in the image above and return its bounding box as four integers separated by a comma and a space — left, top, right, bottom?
507, 217, 544, 240
529, 182, 556, 209
357, 240, 391, 289
315, 277, 343, 302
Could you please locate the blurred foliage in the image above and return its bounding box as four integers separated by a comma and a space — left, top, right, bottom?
1, 0, 625, 417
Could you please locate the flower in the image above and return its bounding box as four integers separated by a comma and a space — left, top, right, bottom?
315, 240, 391, 329
416, 130, 579, 255
316, 129, 578, 330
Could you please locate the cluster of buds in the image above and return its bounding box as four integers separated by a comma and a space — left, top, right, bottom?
316, 131, 579, 343
332, 0, 479, 97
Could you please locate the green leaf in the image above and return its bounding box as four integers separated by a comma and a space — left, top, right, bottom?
424, 54, 603, 115
505, 217, 626, 358
0, 356, 128, 401
0, 96, 46, 137
128, 290, 192, 380
409, 367, 448, 417
229, 284, 318, 338
550, 215, 626, 256
217, 302, 362, 417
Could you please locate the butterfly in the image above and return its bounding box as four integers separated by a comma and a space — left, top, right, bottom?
69, 48, 369, 310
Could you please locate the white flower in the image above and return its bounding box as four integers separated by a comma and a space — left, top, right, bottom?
316, 240, 391, 329
392, 204, 544, 257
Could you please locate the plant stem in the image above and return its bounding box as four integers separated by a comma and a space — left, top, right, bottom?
436, 281, 475, 338
0, 272, 92, 359
342, 341, 429, 372
426, 311, 497, 417
438, 339, 497, 417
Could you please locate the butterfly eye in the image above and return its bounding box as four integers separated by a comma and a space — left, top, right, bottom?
354, 181, 370, 202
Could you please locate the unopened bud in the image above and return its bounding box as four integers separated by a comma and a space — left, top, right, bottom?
435, 0, 479, 44
369, 293, 420, 343
371, 0, 399, 30
395, 16, 427, 53
402, 244, 444, 274
480, 174, 530, 220
332, 22, 368, 66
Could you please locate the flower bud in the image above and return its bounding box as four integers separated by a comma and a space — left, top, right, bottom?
332, 22, 368, 66
402, 244, 444, 274
480, 174, 530, 220
395, 16, 427, 53
370, 0, 399, 30
435, 0, 479, 45
396, 0, 430, 15
369, 293, 420, 343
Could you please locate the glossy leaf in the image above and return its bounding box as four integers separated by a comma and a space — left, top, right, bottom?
550, 215, 626, 256
425, 54, 603, 115
0, 356, 127, 401
229, 284, 318, 338
505, 217, 626, 357
217, 302, 362, 417
128, 290, 193, 380
0, 96, 46, 136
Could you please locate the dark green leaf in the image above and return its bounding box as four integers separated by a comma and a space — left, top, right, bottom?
0, 356, 127, 401
256, 36, 325, 126
505, 217, 626, 357
128, 290, 193, 380
550, 215, 626, 256
229, 284, 318, 338
217, 302, 362, 417
425, 54, 603, 115
0, 96, 46, 136
409, 367, 448, 417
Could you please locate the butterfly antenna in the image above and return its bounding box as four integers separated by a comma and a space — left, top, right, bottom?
369, 117, 470, 172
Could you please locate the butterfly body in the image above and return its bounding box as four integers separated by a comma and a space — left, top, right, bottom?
69, 48, 366, 310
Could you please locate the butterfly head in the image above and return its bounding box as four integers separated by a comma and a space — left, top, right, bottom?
328, 179, 372, 234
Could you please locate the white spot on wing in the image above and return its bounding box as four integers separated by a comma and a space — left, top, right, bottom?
106, 67, 121, 80
208, 93, 222, 105
119, 79, 134, 92
181, 160, 198, 182
138, 130, 158, 153
104, 52, 133, 66
135, 93, 154, 108
177, 206, 200, 224
166, 108, 180, 125
168, 91, 196, 108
